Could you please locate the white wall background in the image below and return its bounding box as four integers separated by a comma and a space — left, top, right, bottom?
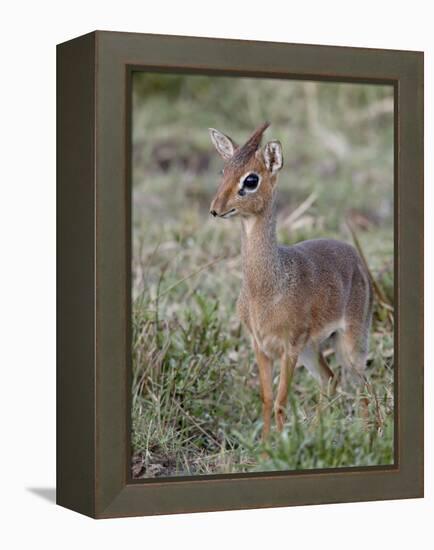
1, 0, 432, 547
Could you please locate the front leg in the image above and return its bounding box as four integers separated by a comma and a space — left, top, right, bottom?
275, 351, 297, 432
253, 341, 273, 441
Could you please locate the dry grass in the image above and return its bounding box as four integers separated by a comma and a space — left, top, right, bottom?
130, 74, 394, 478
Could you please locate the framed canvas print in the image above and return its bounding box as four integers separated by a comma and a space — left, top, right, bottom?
57, 31, 424, 518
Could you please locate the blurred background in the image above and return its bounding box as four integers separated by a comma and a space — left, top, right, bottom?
131, 72, 394, 479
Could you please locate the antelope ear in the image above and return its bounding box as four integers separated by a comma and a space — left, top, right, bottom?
209, 128, 237, 161
263, 141, 283, 174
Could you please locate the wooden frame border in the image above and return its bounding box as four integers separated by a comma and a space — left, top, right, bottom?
57, 31, 423, 518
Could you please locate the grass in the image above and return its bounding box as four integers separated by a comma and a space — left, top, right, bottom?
130, 75, 394, 479
130, 176, 394, 478
131, 250, 394, 478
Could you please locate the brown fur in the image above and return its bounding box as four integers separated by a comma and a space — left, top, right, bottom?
228, 121, 270, 168
209, 123, 373, 439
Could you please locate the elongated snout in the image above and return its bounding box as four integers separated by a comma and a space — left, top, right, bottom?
209, 195, 225, 217
209, 201, 237, 219
209, 183, 237, 218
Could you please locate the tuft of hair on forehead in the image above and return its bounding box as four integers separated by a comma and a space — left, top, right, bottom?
228, 121, 270, 168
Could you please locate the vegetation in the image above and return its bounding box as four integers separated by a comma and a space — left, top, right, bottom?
131, 73, 394, 478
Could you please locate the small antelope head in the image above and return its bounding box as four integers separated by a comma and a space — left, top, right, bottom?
208, 122, 283, 219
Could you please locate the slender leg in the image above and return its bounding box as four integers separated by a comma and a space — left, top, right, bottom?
300, 345, 335, 395
318, 352, 337, 397
274, 352, 297, 432
335, 329, 371, 427
254, 341, 273, 441
298, 346, 336, 424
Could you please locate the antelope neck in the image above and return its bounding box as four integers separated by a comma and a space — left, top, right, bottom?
240, 202, 281, 293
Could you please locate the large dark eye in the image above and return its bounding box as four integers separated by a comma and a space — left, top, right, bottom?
242, 173, 259, 191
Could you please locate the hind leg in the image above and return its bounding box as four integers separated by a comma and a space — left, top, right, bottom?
335, 322, 369, 388
298, 345, 337, 425
337, 263, 374, 420
300, 344, 336, 396
335, 325, 372, 425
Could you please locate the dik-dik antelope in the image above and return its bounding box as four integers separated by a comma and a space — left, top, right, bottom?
209, 122, 373, 440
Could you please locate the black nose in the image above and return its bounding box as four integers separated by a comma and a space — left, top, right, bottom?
210, 210, 217, 217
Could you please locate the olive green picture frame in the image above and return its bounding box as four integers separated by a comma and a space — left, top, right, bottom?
57, 30, 423, 519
